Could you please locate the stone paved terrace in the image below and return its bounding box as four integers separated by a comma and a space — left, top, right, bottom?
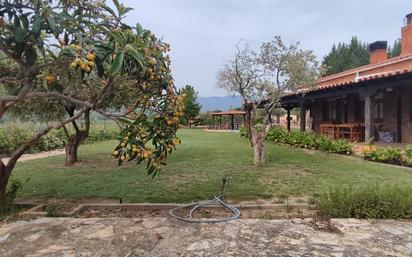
0, 218, 411, 257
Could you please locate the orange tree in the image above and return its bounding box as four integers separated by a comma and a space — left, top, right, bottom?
0, 0, 183, 211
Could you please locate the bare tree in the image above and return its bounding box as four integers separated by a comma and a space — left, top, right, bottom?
217, 37, 319, 165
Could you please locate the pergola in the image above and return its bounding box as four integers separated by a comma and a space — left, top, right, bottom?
211, 110, 246, 130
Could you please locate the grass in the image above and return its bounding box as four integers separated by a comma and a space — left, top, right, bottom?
10, 129, 412, 203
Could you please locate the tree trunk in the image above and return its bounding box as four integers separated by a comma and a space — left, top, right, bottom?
0, 160, 11, 212
64, 109, 90, 166
252, 139, 265, 165
65, 133, 84, 166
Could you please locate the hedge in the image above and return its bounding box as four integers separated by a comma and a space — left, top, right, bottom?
0, 122, 119, 155
240, 126, 352, 155
318, 185, 412, 219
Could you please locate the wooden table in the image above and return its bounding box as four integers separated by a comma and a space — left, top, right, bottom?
320, 123, 364, 142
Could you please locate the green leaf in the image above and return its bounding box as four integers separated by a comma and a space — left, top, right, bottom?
109, 51, 124, 76
120, 7, 133, 16
32, 16, 43, 37
109, 31, 126, 47
46, 49, 57, 60
125, 44, 145, 68
112, 0, 121, 12
25, 47, 37, 66
116, 117, 133, 125
147, 165, 155, 176
101, 5, 117, 18
20, 14, 30, 30
59, 47, 76, 58
135, 23, 143, 35
14, 27, 26, 43
47, 17, 59, 37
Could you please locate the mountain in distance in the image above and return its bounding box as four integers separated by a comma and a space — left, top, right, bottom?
198, 95, 242, 112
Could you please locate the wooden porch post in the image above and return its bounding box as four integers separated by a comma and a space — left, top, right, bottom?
219, 115, 222, 130
396, 91, 402, 143
212, 115, 215, 130
230, 114, 234, 130
364, 95, 375, 141
300, 104, 307, 132
286, 107, 292, 132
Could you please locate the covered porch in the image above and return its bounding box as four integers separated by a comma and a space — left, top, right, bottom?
281, 72, 412, 143
210, 110, 247, 130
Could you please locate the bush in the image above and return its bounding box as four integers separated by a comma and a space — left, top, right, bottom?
318, 185, 412, 219
0, 121, 119, 155
85, 123, 119, 144
44, 204, 63, 217
0, 180, 22, 214
265, 127, 352, 155
364, 146, 403, 165
239, 126, 248, 138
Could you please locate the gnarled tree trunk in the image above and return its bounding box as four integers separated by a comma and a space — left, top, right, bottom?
65, 108, 90, 166
65, 131, 87, 165
252, 139, 265, 165
0, 160, 11, 212
245, 100, 276, 166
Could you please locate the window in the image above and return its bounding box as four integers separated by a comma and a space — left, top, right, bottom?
374, 93, 384, 121
325, 99, 336, 122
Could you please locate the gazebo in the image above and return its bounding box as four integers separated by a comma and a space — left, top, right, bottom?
211, 110, 246, 130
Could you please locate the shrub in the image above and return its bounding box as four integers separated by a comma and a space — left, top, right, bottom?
239, 126, 248, 138
406, 145, 412, 165
265, 127, 352, 155
318, 185, 412, 219
0, 180, 22, 214
0, 121, 119, 155
44, 204, 64, 217
364, 146, 403, 165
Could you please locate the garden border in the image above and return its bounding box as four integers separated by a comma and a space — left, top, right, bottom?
18, 203, 316, 218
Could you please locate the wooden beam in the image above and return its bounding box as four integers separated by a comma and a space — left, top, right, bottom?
365, 95, 375, 141
396, 91, 402, 143
212, 115, 214, 130
286, 108, 292, 132
300, 104, 307, 132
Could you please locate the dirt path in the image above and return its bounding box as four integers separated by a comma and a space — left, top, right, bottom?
1, 149, 65, 165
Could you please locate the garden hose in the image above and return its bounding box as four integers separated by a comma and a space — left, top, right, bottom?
169, 177, 241, 223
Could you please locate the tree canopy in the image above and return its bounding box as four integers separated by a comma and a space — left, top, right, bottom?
217, 38, 319, 165
180, 85, 201, 125
322, 37, 402, 76
0, 0, 183, 209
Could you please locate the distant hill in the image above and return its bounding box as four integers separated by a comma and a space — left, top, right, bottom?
198, 96, 242, 112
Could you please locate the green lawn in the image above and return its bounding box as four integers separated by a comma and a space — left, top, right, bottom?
10, 129, 412, 203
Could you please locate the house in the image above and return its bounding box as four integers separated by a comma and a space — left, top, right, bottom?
281, 13, 412, 143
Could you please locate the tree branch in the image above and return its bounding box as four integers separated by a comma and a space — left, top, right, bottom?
0, 41, 27, 68
1, 91, 94, 109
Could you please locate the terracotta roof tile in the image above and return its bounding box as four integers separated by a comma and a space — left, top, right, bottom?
284, 54, 412, 97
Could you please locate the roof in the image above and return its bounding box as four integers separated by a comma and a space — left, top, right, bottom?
285, 54, 412, 96
212, 110, 246, 116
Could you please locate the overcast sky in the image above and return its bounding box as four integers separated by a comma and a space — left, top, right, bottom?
118, 0, 410, 97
